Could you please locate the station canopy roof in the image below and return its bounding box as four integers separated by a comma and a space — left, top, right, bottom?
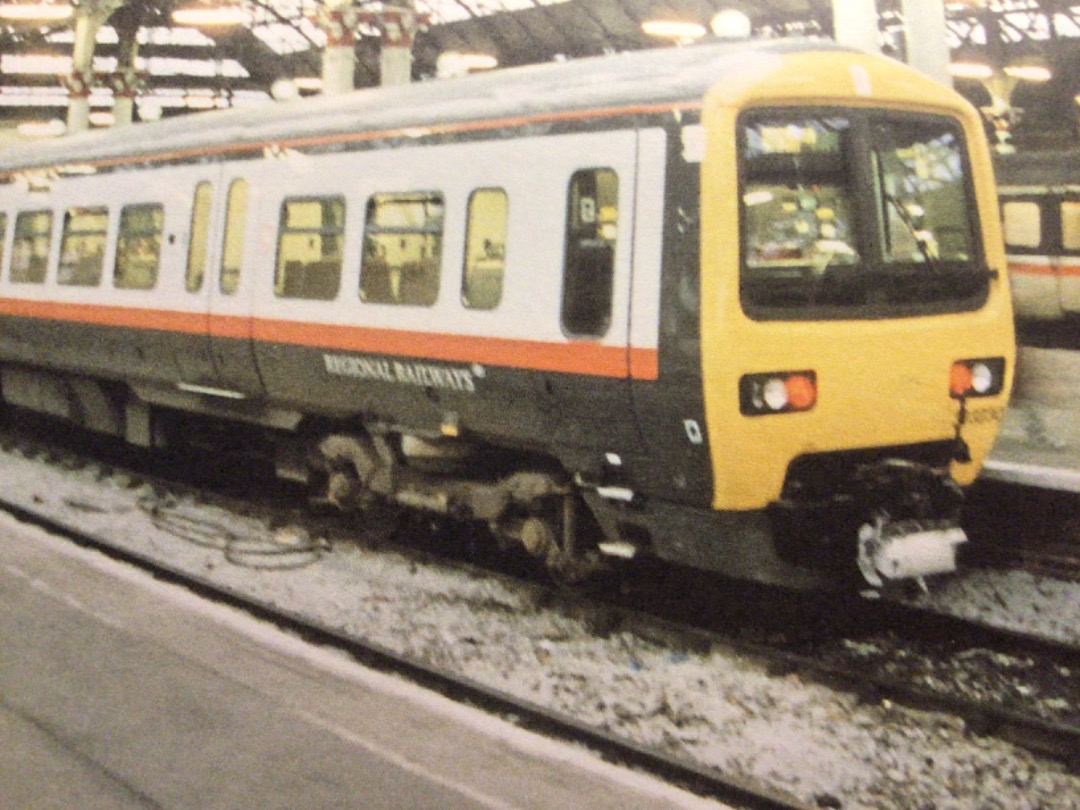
2, 0, 1080, 147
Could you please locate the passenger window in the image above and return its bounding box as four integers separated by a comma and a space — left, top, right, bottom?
561, 168, 617, 337
186, 182, 213, 293
274, 197, 345, 300
114, 204, 163, 290
360, 192, 443, 306
220, 178, 248, 295
1061, 202, 1080, 252
11, 210, 53, 284
462, 188, 507, 310
58, 206, 108, 287
1002, 201, 1041, 249
0, 213, 6, 274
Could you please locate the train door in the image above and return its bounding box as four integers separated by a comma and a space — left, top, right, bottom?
205, 170, 265, 396
628, 123, 715, 507
548, 132, 638, 451
1057, 193, 1080, 314
174, 174, 217, 385
175, 166, 264, 397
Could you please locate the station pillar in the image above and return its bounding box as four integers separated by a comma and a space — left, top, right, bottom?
317, 1, 360, 95
63, 0, 123, 133
357, 2, 429, 87
831, 0, 880, 55
107, 4, 144, 127
900, 0, 950, 85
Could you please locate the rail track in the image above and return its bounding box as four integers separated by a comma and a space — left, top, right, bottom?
0, 426, 1078, 807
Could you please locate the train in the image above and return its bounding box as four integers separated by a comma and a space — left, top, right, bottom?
995, 148, 1080, 337
0, 38, 1015, 590
977, 149, 1080, 493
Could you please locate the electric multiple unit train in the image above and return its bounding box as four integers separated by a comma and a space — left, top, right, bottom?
0, 39, 1015, 588
996, 148, 1080, 336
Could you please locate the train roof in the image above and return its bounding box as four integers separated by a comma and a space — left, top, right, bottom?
993, 148, 1080, 188
0, 38, 873, 175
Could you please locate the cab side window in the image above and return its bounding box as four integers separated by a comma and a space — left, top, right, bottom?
59, 206, 108, 287
114, 204, 163, 290
360, 192, 443, 306
274, 196, 345, 300
186, 181, 213, 293
561, 168, 618, 337
220, 178, 248, 295
11, 210, 53, 284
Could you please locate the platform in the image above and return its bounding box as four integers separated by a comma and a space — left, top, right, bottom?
983, 345, 1080, 493
0, 514, 728, 810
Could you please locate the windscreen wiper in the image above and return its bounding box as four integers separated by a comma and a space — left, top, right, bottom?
884, 193, 939, 270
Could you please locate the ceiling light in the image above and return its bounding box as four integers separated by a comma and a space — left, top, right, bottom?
172, 2, 249, 27
710, 9, 752, 40
1004, 64, 1051, 82
948, 61, 994, 80
641, 18, 706, 41
0, 1, 72, 21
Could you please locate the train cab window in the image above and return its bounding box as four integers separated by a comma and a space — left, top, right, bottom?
462, 188, 507, 310
741, 118, 858, 273
274, 196, 344, 300
1002, 201, 1041, 249
58, 207, 108, 287
1061, 202, 1080, 251
10, 210, 53, 284
360, 192, 443, 307
186, 181, 213, 293
740, 112, 984, 316
114, 204, 163, 290
561, 168, 618, 337
220, 178, 248, 295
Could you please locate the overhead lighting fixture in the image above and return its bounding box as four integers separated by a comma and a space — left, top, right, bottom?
710, 9, 752, 40
0, 1, 72, 21
172, 2, 250, 27
641, 17, 706, 42
1004, 64, 1051, 82
948, 61, 994, 80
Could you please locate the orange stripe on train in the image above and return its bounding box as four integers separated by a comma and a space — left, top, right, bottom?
0, 297, 659, 380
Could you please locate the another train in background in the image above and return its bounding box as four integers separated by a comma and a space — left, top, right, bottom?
0, 39, 1014, 590
980, 150, 1080, 493
996, 148, 1080, 337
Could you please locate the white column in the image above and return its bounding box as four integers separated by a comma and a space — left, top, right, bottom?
64, 0, 124, 133
832, 0, 880, 54
318, 4, 358, 95
357, 3, 428, 88
65, 12, 100, 133
901, 0, 951, 85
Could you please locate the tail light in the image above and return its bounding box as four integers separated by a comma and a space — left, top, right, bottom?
950, 357, 1005, 399
740, 370, 817, 416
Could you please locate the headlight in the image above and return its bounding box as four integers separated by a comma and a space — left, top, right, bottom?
740, 370, 817, 416
950, 357, 1005, 399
